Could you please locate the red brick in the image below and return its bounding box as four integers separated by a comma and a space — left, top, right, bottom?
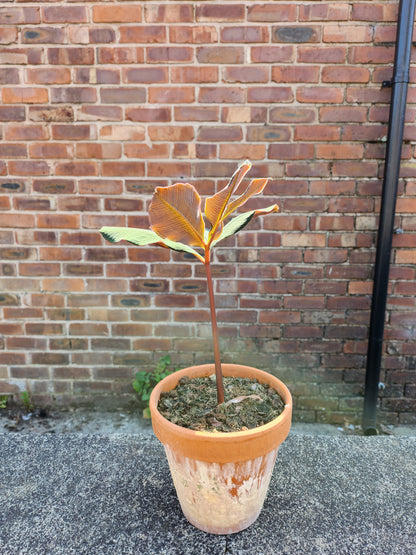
0, 7, 39, 24
196, 4, 245, 22
320, 107, 367, 123
323, 24, 372, 43
373, 25, 396, 44
332, 162, 378, 178
29, 143, 72, 159
55, 161, 98, 177
22, 27, 65, 44
197, 46, 244, 64
194, 144, 216, 159
351, 4, 384, 21
251, 45, 293, 63
126, 107, 170, 122
39, 247, 82, 261
349, 46, 395, 64
341, 125, 386, 141
294, 125, 340, 141
328, 198, 373, 213
247, 5, 296, 22
51, 87, 96, 104
171, 67, 218, 83
26, 68, 71, 84
197, 126, 242, 142
59, 197, 99, 216
119, 26, 166, 43
199, 87, 244, 104
0, 143, 26, 157
297, 86, 343, 104
0, 68, 19, 84
76, 143, 122, 160
100, 125, 144, 141
100, 87, 146, 104
272, 66, 319, 83
223, 66, 269, 83
316, 144, 364, 159
0, 27, 17, 45
147, 162, 191, 178
270, 107, 315, 123
28, 106, 74, 122
101, 162, 145, 178
2, 87, 48, 104
124, 143, 169, 159
88, 28, 116, 45
247, 126, 291, 142
221, 26, 269, 43
52, 125, 92, 141
93, 5, 142, 23
269, 143, 314, 160
284, 296, 325, 310
145, 5, 193, 23
299, 4, 349, 21
219, 144, 266, 160
43, 6, 87, 23
347, 86, 391, 104
298, 47, 346, 63
248, 86, 293, 103
98, 47, 144, 64
0, 106, 25, 122
170, 26, 218, 44
174, 310, 210, 322
311, 216, 355, 231
37, 214, 80, 229
322, 66, 370, 83
149, 86, 194, 104
149, 126, 194, 141
146, 47, 193, 63
8, 161, 49, 176
368, 106, 390, 124
48, 48, 94, 65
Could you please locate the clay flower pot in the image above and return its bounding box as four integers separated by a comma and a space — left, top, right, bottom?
150, 363, 292, 535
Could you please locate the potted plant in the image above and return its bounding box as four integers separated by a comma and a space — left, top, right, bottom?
100, 161, 292, 534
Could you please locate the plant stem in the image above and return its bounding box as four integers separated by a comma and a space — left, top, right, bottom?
204, 253, 225, 405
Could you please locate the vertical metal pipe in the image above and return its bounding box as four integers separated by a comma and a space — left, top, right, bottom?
362, 0, 416, 435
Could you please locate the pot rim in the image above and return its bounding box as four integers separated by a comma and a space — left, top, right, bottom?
150, 363, 292, 463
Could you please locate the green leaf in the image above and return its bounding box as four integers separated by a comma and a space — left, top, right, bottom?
100, 227, 162, 246
100, 226, 205, 262
160, 238, 204, 262
211, 204, 279, 246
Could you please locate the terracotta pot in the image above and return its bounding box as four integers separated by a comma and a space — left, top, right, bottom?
150, 363, 292, 535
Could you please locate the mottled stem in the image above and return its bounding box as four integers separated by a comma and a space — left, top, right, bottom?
204, 252, 225, 405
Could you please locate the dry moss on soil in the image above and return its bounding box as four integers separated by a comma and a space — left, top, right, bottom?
157, 375, 285, 432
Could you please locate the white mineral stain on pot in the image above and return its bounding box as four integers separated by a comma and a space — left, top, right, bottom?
164, 444, 279, 535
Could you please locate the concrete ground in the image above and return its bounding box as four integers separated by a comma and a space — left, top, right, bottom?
1, 432, 415, 554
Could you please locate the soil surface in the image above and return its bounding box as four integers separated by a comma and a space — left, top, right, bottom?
158, 375, 285, 432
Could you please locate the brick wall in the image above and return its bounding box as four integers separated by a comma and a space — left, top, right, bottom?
0, 1, 415, 425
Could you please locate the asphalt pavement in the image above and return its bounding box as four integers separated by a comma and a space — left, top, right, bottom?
1, 432, 415, 554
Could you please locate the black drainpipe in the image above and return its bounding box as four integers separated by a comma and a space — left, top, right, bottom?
362, 0, 416, 435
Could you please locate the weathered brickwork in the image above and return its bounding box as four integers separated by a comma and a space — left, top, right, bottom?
0, 1, 415, 425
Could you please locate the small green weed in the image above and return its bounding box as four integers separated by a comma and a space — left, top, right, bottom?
0, 395, 8, 410
20, 391, 33, 413
133, 355, 173, 418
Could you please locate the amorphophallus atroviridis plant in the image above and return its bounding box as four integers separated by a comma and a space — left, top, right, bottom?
100, 160, 278, 405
